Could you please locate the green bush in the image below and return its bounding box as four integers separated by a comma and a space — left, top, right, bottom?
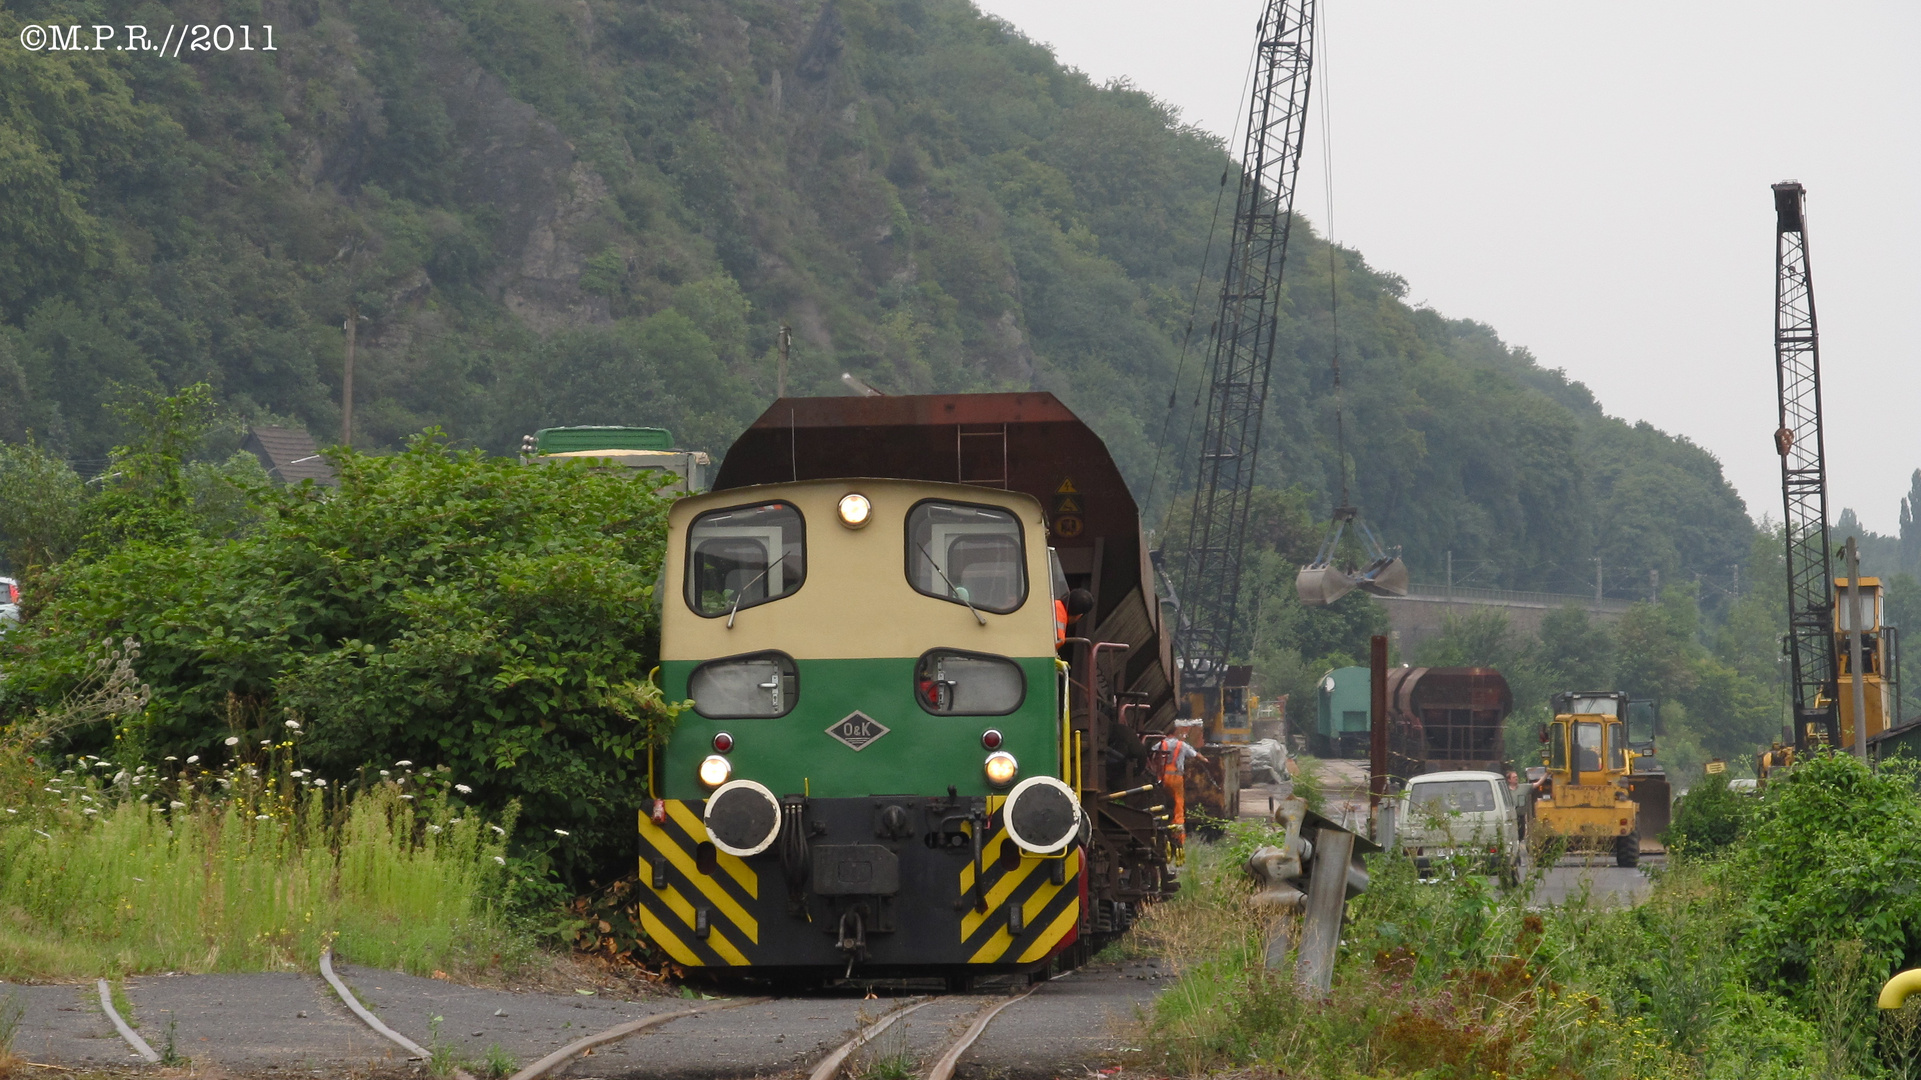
1662, 771, 1756, 857
0, 408, 684, 887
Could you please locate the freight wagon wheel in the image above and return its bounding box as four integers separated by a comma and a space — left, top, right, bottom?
1614, 832, 1640, 869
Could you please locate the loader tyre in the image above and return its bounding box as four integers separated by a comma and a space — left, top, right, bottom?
1614, 832, 1640, 868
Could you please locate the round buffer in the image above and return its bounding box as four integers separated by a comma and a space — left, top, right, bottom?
703, 779, 782, 857
1001, 775, 1082, 855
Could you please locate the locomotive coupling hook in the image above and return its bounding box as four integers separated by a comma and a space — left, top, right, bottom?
1881, 968, 1921, 1009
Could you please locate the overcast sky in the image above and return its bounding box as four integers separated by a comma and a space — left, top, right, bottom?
971, 0, 1921, 534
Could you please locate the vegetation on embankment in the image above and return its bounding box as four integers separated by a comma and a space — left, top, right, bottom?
1137, 754, 1921, 1079
0, 757, 527, 981
0, 387, 685, 901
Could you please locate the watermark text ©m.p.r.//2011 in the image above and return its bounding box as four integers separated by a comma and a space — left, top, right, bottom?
18, 23, 277, 55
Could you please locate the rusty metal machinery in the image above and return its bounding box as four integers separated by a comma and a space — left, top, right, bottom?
1771, 181, 1840, 752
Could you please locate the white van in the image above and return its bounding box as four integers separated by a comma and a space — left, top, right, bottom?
1399, 770, 1524, 881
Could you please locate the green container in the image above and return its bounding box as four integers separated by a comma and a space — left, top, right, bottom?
534, 426, 675, 453
1315, 666, 1372, 758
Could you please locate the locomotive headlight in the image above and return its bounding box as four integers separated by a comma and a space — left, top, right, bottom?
837, 493, 873, 529
698, 754, 733, 788
984, 750, 1019, 786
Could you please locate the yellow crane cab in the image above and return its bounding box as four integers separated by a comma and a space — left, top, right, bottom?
1815, 576, 1895, 752
1535, 691, 1641, 867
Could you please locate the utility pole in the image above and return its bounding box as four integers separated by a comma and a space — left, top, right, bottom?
1649, 568, 1659, 602
1733, 562, 1740, 598
1846, 537, 1869, 760
1446, 550, 1453, 608
777, 323, 792, 398
1595, 557, 1603, 603
1369, 634, 1388, 813
342, 305, 357, 448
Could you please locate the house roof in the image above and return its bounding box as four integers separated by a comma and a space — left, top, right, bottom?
242, 426, 335, 485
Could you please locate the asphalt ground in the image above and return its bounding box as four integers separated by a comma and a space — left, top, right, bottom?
6, 958, 1168, 1078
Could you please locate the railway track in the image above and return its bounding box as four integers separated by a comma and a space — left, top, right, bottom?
75, 950, 1141, 1079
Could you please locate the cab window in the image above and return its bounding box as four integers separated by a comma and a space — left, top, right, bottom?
916, 650, 1025, 715
685, 502, 805, 617
1548, 724, 1568, 770
1605, 722, 1627, 771
689, 652, 798, 718
1575, 722, 1603, 772
906, 501, 1026, 614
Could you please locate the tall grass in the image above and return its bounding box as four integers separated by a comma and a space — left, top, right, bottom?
1133, 833, 1703, 1079
0, 756, 531, 979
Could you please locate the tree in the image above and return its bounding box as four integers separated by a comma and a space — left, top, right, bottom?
0, 396, 682, 886
1537, 603, 1614, 691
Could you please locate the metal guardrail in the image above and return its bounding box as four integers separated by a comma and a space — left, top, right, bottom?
1392, 583, 1635, 613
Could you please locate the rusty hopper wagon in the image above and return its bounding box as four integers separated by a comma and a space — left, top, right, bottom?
1382, 667, 1513, 782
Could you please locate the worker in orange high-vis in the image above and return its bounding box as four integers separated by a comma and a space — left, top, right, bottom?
1152, 733, 1220, 842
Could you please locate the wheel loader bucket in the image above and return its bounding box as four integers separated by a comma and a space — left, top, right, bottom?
1296, 563, 1357, 606
1355, 555, 1409, 598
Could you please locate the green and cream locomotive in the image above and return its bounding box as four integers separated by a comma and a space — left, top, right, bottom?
638, 393, 1180, 981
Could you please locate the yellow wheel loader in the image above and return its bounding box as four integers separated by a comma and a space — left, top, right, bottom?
1532, 691, 1645, 868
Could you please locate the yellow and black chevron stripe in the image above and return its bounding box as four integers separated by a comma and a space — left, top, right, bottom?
636, 801, 760, 966
958, 821, 1083, 965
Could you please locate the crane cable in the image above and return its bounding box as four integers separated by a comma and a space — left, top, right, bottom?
1317, 1, 1349, 511
1146, 29, 1265, 540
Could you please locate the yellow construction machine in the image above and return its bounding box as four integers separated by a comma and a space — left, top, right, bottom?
1816, 574, 1896, 753
1532, 691, 1644, 867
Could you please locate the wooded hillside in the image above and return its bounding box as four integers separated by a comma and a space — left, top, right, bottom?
0, 0, 1752, 597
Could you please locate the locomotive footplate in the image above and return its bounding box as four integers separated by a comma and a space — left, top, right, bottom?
637, 794, 1085, 973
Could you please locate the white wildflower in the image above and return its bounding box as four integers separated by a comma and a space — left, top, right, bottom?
4, 808, 14, 814
170, 801, 186, 809
255, 814, 270, 821
82, 808, 98, 815
398, 794, 414, 801
491, 825, 506, 836
79, 795, 93, 803
379, 770, 390, 777
455, 784, 472, 794
224, 737, 239, 747
447, 818, 462, 826
427, 825, 442, 834
34, 830, 50, 839
554, 829, 570, 837
186, 755, 200, 764
493, 856, 506, 866
395, 760, 413, 767
285, 719, 301, 730
112, 771, 128, 783
164, 756, 177, 762
135, 765, 147, 774
312, 779, 327, 787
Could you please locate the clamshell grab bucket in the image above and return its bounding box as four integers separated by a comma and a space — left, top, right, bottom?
1356, 553, 1409, 597
1297, 509, 1406, 606
1296, 564, 1357, 606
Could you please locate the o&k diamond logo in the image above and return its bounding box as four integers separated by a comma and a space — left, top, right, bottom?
826, 711, 890, 751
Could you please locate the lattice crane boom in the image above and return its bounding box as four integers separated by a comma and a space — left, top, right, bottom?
1771, 180, 1839, 750
1175, 0, 1316, 688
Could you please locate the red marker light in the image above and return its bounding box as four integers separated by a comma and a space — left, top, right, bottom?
713, 732, 734, 753
981, 729, 1003, 750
